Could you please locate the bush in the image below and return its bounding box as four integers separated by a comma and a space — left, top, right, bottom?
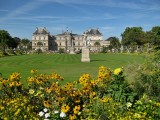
7, 49, 17, 55
36, 48, 43, 54
58, 48, 65, 54
125, 47, 160, 101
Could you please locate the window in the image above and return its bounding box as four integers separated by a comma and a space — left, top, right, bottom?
41, 36, 44, 40
36, 36, 39, 40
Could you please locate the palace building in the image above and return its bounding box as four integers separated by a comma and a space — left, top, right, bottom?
32, 27, 110, 52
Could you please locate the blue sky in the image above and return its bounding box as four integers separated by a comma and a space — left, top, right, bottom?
0, 0, 160, 40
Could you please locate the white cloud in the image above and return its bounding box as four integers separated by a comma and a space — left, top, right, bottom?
37, 0, 160, 11
0, 0, 47, 22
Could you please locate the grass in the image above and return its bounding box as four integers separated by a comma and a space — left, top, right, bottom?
0, 53, 145, 84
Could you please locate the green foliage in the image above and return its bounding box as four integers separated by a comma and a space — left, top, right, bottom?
7, 49, 17, 56
121, 27, 145, 46
0, 30, 11, 51
15, 49, 24, 55
101, 46, 108, 53
125, 47, 160, 101
0, 50, 8, 56
94, 41, 100, 46
107, 37, 121, 50
36, 48, 43, 54
37, 41, 43, 46
58, 48, 65, 53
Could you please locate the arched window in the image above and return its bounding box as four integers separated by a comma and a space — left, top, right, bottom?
36, 36, 39, 40
41, 36, 44, 40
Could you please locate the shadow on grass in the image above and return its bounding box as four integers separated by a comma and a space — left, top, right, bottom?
90, 59, 107, 62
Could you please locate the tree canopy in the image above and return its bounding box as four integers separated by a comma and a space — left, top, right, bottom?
107, 37, 120, 49
150, 26, 160, 45
121, 27, 145, 46
0, 29, 31, 52
0, 30, 11, 51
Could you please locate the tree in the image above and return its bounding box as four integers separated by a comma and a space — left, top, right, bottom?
0, 30, 11, 52
121, 27, 145, 47
94, 41, 100, 46
7, 37, 21, 49
145, 31, 154, 44
107, 37, 121, 50
94, 41, 100, 52
151, 26, 160, 45
20, 39, 31, 50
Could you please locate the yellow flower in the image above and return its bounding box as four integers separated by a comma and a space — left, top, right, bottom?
28, 77, 35, 82
10, 72, 21, 81
15, 81, 22, 87
45, 87, 52, 93
9, 82, 15, 87
0, 79, 8, 85
73, 105, 81, 114
100, 97, 111, 103
74, 98, 81, 103
69, 114, 76, 120
31, 69, 37, 74
14, 109, 21, 116
90, 92, 96, 98
0, 106, 4, 110
43, 100, 52, 108
29, 89, 35, 94
61, 104, 70, 113
113, 68, 122, 75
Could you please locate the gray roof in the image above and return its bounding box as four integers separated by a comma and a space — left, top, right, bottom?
84, 28, 102, 35
56, 30, 80, 37
33, 27, 49, 34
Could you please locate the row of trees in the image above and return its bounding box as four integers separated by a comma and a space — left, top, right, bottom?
0, 30, 31, 53
106, 26, 160, 52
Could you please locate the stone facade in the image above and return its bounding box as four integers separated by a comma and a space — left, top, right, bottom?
32, 27, 110, 52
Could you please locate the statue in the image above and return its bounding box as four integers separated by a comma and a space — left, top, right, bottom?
81, 33, 90, 62
83, 34, 91, 47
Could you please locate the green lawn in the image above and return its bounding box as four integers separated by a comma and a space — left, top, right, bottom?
0, 53, 145, 83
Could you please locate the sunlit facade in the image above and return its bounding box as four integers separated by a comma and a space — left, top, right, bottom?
32, 27, 110, 52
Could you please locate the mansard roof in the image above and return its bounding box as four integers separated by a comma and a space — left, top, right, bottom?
84, 28, 102, 36
56, 30, 79, 36
33, 27, 49, 35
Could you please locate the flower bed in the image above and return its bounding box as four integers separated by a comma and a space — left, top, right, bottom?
0, 66, 160, 120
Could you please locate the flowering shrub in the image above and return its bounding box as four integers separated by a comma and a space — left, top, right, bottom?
0, 66, 159, 119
